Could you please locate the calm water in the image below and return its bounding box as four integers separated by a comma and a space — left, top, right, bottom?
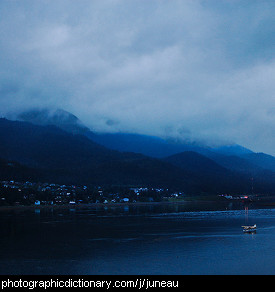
1, 202, 275, 275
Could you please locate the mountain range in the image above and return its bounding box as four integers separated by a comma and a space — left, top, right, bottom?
1, 107, 274, 195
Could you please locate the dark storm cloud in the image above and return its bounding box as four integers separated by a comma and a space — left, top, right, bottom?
0, 0, 274, 154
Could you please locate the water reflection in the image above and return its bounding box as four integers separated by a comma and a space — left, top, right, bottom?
34, 208, 40, 215
245, 205, 249, 224
1, 202, 275, 274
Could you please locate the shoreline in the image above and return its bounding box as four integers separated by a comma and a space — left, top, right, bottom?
0, 201, 180, 211
0, 200, 221, 212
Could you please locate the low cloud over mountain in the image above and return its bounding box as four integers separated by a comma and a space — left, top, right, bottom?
0, 1, 274, 154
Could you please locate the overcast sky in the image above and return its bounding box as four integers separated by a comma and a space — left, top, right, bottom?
0, 0, 274, 154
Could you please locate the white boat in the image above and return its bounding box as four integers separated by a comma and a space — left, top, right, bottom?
242, 224, 256, 233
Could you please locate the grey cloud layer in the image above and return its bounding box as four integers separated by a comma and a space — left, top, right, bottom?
0, 0, 274, 154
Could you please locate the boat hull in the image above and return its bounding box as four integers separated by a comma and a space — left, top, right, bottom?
243, 229, 256, 233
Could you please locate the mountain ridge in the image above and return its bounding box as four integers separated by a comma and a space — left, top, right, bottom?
14, 107, 255, 158
10, 108, 275, 173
